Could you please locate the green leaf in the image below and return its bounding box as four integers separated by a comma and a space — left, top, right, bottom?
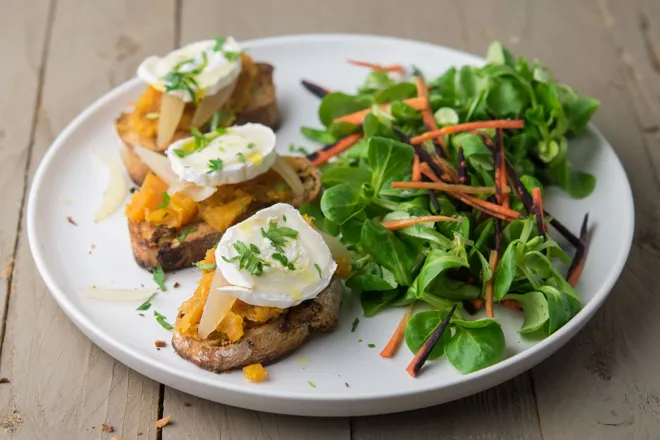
299, 202, 334, 234
373, 82, 417, 104
430, 67, 456, 101
434, 107, 460, 125
390, 101, 422, 123
367, 137, 415, 194
445, 318, 505, 373
152, 264, 166, 291
405, 310, 453, 360
328, 121, 360, 139
261, 220, 298, 253
347, 269, 398, 291
493, 240, 519, 300
407, 249, 468, 305
321, 166, 371, 188
486, 78, 528, 117
457, 66, 479, 103
301, 126, 336, 144
320, 184, 366, 225
339, 217, 364, 244
154, 310, 174, 331
486, 41, 516, 66
539, 285, 581, 334
504, 292, 549, 334
429, 273, 481, 300
363, 112, 395, 139
360, 288, 403, 317
318, 92, 372, 126
177, 226, 197, 243
136, 292, 157, 311
565, 97, 600, 134
361, 219, 417, 286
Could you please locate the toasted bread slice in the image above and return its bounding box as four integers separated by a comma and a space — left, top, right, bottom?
128, 156, 321, 272
172, 276, 342, 372
117, 63, 280, 186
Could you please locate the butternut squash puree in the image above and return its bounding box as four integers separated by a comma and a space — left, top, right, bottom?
117, 54, 258, 146
175, 249, 284, 341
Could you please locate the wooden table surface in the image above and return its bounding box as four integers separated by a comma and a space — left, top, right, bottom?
1, 0, 659, 438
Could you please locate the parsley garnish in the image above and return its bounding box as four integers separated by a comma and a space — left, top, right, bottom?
207, 158, 224, 173
261, 221, 298, 253
236, 152, 246, 163
249, 243, 261, 254
308, 381, 316, 388
288, 144, 309, 155
282, 215, 287, 222
154, 310, 174, 331
136, 292, 158, 311
162, 52, 208, 102
194, 262, 217, 271
247, 142, 256, 149
314, 263, 322, 278
173, 127, 212, 158
223, 51, 241, 62
213, 36, 226, 52
162, 212, 169, 219
274, 182, 287, 191
351, 318, 359, 332
222, 241, 269, 276
368, 344, 376, 348
272, 253, 295, 271
152, 264, 166, 291
178, 227, 197, 243
157, 192, 170, 209
209, 110, 226, 131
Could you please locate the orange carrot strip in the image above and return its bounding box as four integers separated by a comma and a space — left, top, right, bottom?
486, 250, 498, 318
334, 97, 427, 125
380, 303, 415, 358
310, 134, 362, 167
469, 299, 485, 313
412, 154, 422, 182
419, 163, 521, 221
381, 215, 462, 230
390, 181, 510, 196
531, 187, 547, 235
567, 213, 589, 287
348, 60, 405, 73
501, 299, 523, 312
415, 76, 449, 157
410, 120, 525, 145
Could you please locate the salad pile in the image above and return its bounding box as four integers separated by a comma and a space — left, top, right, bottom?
298, 42, 595, 375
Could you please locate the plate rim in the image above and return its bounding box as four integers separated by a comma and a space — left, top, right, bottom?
26, 32, 635, 408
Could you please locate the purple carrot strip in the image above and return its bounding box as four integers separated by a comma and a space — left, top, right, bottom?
301, 79, 331, 99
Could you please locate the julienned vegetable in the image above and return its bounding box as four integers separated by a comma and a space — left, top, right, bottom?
298, 41, 593, 377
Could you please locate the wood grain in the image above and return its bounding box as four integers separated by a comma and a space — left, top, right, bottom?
0, 1, 175, 438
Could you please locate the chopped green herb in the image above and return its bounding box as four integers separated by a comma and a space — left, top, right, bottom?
223, 51, 241, 62
162, 53, 208, 102
282, 215, 287, 222
154, 310, 174, 331
314, 263, 322, 279
261, 221, 298, 252
145, 112, 159, 120
207, 158, 224, 173
136, 292, 158, 311
288, 144, 309, 155
272, 253, 295, 270
368, 344, 376, 348
358, 339, 363, 343
178, 227, 197, 243
236, 152, 246, 163
213, 36, 226, 52
351, 317, 360, 332
157, 192, 170, 209
308, 381, 316, 388
194, 262, 217, 271
247, 142, 256, 149
152, 264, 166, 291
162, 212, 169, 219
274, 182, 287, 191
173, 127, 213, 158
222, 240, 269, 276
249, 243, 261, 254
209, 110, 226, 131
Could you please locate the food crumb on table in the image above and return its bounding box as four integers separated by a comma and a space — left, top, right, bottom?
0, 377, 9, 384
155, 415, 171, 429
101, 423, 114, 433
183, 401, 191, 407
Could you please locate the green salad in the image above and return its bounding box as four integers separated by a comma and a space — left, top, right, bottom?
298, 41, 594, 376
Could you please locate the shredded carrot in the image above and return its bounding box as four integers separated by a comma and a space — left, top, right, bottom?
390, 180, 509, 195
333, 97, 427, 125
486, 250, 498, 318
501, 299, 522, 312
415, 76, 449, 157
567, 213, 589, 287
412, 154, 422, 182
419, 163, 521, 221
531, 187, 547, 235
348, 60, 405, 73
410, 120, 525, 145
380, 303, 415, 358
381, 215, 462, 230
469, 299, 484, 312
406, 304, 457, 377
310, 134, 362, 167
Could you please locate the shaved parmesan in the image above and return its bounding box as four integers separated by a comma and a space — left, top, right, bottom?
190, 79, 237, 127
198, 270, 236, 339
87, 286, 155, 302
319, 230, 351, 261
133, 145, 178, 184
94, 152, 129, 222
157, 93, 186, 148
272, 155, 304, 197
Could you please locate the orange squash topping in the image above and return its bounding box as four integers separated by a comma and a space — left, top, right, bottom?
125, 172, 169, 222
243, 363, 268, 382
174, 250, 284, 341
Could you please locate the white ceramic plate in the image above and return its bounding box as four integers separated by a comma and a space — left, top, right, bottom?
27, 34, 634, 417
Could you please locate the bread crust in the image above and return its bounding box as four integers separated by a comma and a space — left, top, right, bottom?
127, 156, 321, 272
172, 276, 342, 372
117, 62, 280, 186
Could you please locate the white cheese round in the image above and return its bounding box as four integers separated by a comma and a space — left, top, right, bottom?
215, 204, 338, 308
137, 37, 242, 103
166, 123, 277, 187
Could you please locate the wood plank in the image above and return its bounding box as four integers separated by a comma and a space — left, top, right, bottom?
0, 0, 176, 438
0, 0, 52, 346
475, 1, 660, 439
